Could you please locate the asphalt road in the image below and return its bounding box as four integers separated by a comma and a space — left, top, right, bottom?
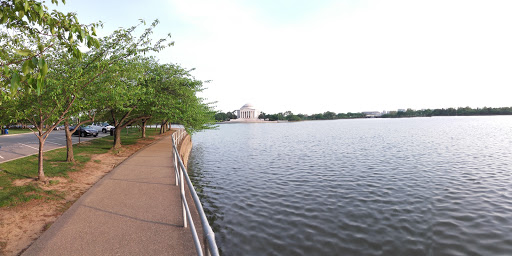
0, 130, 111, 163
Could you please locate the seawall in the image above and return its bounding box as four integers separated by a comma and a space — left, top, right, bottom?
177, 133, 192, 169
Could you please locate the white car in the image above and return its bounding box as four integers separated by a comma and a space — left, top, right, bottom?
89, 123, 104, 132
101, 124, 115, 133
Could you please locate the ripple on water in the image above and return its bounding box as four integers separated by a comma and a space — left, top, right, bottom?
189, 117, 512, 255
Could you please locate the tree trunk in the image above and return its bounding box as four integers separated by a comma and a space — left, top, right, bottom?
141, 120, 146, 138
113, 127, 122, 149
64, 121, 74, 162
160, 121, 165, 134
38, 136, 46, 182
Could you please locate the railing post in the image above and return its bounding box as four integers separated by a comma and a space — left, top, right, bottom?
173, 135, 178, 186
180, 163, 187, 228
174, 152, 178, 187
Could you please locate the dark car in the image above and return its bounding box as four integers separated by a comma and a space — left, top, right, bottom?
70, 125, 98, 137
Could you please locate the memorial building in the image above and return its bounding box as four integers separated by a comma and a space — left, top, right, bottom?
236, 103, 260, 120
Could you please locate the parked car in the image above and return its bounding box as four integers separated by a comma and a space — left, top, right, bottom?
101, 124, 115, 133
88, 123, 103, 132
69, 125, 98, 137
54, 125, 65, 131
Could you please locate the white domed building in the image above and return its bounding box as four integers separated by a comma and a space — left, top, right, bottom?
236, 103, 260, 120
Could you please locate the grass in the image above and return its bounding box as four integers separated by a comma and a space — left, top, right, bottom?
1, 129, 34, 135
0, 127, 160, 207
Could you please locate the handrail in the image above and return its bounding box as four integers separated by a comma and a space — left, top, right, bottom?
172, 129, 220, 256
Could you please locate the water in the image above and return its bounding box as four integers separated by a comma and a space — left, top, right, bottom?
188, 116, 512, 255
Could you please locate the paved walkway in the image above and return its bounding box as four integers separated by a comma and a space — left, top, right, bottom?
23, 134, 200, 256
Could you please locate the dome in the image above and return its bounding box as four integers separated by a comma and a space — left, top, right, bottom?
241, 103, 255, 109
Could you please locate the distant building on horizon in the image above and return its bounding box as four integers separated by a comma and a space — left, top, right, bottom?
236, 103, 260, 120
362, 111, 382, 118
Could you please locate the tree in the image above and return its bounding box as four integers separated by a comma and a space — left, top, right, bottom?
1, 0, 100, 181
215, 112, 227, 121
286, 115, 301, 121
323, 111, 336, 119
1, 0, 100, 98
89, 20, 173, 149
227, 111, 237, 120
61, 20, 172, 156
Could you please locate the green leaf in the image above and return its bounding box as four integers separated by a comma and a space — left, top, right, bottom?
38, 44, 44, 52
11, 71, 20, 90
38, 57, 44, 69
41, 61, 48, 77
22, 60, 31, 74
36, 78, 42, 96
24, 0, 29, 12
92, 26, 97, 36
15, 49, 32, 56
31, 57, 38, 67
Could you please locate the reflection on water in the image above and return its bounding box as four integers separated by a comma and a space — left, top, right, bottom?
188, 116, 512, 256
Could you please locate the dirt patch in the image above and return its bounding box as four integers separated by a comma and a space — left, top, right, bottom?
12, 179, 34, 187
0, 132, 171, 256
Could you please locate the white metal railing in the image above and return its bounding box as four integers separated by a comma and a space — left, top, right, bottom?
172, 129, 219, 256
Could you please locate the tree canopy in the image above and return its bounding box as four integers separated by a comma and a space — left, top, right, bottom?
0, 0, 216, 181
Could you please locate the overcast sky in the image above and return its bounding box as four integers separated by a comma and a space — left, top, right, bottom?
55, 0, 512, 114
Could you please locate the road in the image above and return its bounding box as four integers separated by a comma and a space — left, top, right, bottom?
0, 130, 111, 163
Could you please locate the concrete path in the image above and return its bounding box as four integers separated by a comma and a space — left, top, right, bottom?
23, 134, 201, 256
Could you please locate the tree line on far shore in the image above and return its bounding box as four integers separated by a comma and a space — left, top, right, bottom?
381, 106, 512, 118
215, 106, 512, 122
215, 110, 365, 122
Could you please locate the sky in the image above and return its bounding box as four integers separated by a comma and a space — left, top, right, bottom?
53, 0, 512, 114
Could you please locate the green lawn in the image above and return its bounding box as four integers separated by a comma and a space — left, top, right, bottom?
1, 128, 34, 135
0, 127, 160, 207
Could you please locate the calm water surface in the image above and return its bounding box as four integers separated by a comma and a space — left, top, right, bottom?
188, 116, 512, 256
